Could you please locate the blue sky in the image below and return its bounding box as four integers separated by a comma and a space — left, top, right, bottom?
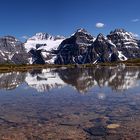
0, 0, 140, 40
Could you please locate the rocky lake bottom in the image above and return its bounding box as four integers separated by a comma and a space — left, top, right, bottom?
0, 66, 140, 140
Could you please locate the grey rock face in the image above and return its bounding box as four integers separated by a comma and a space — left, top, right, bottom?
29, 49, 45, 64
0, 28, 140, 65
55, 28, 95, 64
55, 28, 140, 64
107, 29, 140, 59
0, 36, 30, 64
84, 34, 119, 63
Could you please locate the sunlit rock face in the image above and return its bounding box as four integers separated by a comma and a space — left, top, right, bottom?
107, 29, 140, 59
55, 29, 95, 64
0, 36, 30, 64
55, 28, 140, 64
0, 66, 139, 93
85, 33, 119, 63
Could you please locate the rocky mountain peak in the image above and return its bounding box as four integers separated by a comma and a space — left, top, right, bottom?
96, 33, 107, 41
0, 28, 140, 65
109, 28, 134, 40
108, 28, 138, 46
107, 28, 140, 60
2, 36, 18, 42
72, 28, 95, 45
111, 28, 126, 34
0, 35, 22, 49
72, 28, 93, 39
76, 28, 89, 33
28, 33, 65, 42
28, 32, 53, 41
0, 35, 30, 64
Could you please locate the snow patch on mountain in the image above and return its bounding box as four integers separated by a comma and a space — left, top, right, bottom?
118, 51, 128, 61
24, 33, 65, 52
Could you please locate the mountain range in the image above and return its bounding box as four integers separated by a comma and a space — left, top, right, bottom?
0, 28, 140, 65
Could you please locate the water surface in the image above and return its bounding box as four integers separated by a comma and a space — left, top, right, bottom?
0, 66, 140, 140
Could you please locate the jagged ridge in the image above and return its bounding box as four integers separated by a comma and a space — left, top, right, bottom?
0, 28, 140, 64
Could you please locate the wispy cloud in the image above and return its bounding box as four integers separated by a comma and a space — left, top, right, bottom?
131, 19, 139, 22
21, 35, 29, 40
95, 22, 105, 28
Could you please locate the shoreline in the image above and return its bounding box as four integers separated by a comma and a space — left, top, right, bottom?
0, 60, 140, 72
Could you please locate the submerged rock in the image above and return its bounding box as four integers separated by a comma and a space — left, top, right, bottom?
84, 126, 107, 136
107, 124, 120, 129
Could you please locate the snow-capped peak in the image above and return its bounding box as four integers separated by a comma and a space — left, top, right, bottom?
108, 28, 139, 49
28, 33, 65, 41
28, 32, 53, 41
97, 33, 107, 41
110, 28, 134, 40
24, 32, 65, 52
24, 33, 65, 64
77, 28, 88, 33
70, 28, 92, 37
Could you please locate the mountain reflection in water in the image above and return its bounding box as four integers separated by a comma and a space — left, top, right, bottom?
0, 66, 140, 93
0, 66, 140, 140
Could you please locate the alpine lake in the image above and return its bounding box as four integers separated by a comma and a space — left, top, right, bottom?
0, 65, 140, 140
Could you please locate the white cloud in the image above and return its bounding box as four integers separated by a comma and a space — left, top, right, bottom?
131, 19, 139, 22
130, 32, 139, 38
21, 35, 29, 39
95, 22, 105, 28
